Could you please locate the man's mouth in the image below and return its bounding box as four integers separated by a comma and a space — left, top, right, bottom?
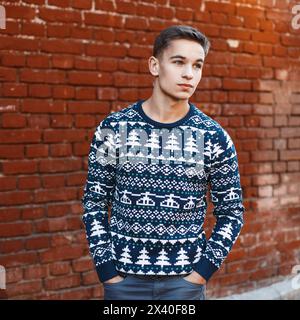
178, 84, 193, 89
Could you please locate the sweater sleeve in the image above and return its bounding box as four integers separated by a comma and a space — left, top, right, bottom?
193, 128, 245, 281
81, 121, 119, 283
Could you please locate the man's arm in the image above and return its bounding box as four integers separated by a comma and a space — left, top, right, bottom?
193, 128, 245, 282
81, 121, 119, 283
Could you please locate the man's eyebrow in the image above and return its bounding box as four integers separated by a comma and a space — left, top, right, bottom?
169, 55, 204, 63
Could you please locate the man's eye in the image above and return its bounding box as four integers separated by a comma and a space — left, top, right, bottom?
174, 61, 183, 64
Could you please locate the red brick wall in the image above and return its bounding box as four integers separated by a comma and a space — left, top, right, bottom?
0, 0, 299, 299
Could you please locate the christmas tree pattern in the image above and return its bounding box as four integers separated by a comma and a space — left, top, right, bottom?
119, 245, 133, 265
154, 248, 172, 272
81, 99, 245, 280
136, 247, 152, 267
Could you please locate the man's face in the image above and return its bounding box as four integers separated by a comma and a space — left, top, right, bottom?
152, 38, 205, 101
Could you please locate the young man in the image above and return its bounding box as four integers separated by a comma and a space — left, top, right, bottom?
81, 25, 245, 300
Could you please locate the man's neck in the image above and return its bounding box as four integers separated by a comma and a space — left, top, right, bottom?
141, 96, 190, 124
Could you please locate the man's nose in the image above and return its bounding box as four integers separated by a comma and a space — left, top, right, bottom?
182, 65, 193, 78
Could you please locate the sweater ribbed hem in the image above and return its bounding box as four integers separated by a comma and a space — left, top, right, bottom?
193, 256, 219, 282
95, 260, 119, 283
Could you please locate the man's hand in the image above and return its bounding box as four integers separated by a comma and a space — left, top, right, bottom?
104, 275, 125, 284
183, 271, 207, 285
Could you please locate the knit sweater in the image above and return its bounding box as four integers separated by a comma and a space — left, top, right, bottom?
81, 99, 245, 283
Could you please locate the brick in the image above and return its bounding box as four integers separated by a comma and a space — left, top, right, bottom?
91, 44, 128, 59
7, 280, 42, 297
0, 37, 39, 52
116, 0, 137, 15
0, 252, 38, 267
50, 144, 72, 157
34, 187, 77, 203
84, 13, 123, 28
47, 204, 70, 217
0, 176, 17, 191
52, 55, 74, 69
48, 0, 70, 7
223, 79, 252, 91
48, 25, 71, 39
28, 84, 51, 97
51, 115, 73, 128
42, 175, 65, 189
0, 208, 21, 223
40, 39, 84, 55
18, 176, 41, 189
5, 4, 36, 19
223, 104, 252, 115
22, 206, 45, 220
0, 239, 24, 253
26, 55, 50, 68
0, 130, 41, 144
23, 99, 66, 113
25, 236, 50, 250
44, 129, 85, 143
68, 101, 110, 114
66, 173, 86, 186
251, 150, 278, 162
1, 54, 26, 67
26, 145, 49, 158
252, 174, 279, 186
75, 115, 96, 128
50, 235, 73, 247
45, 275, 80, 290
39, 158, 81, 173
20, 70, 65, 84
137, 3, 157, 17
221, 28, 250, 40
280, 150, 300, 161
24, 265, 48, 280
72, 258, 93, 272
0, 222, 32, 237
53, 86, 75, 99
39, 8, 81, 23
21, 22, 45, 36
234, 55, 262, 66
72, 0, 92, 9
40, 246, 84, 263
2, 83, 27, 97
6, 267, 23, 284
2, 160, 38, 174
238, 6, 265, 18
82, 270, 98, 285
49, 262, 71, 276
68, 71, 113, 85
205, 1, 235, 14
75, 57, 97, 70
2, 114, 26, 128
0, 67, 17, 81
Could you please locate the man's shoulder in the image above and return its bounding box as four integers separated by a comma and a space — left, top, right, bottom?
192, 105, 227, 134
192, 105, 234, 146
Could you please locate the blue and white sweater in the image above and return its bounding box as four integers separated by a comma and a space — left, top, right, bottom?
81, 99, 245, 283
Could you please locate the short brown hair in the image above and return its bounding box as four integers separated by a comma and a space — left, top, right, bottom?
153, 25, 211, 61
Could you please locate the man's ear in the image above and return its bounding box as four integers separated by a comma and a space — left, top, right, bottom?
148, 56, 159, 77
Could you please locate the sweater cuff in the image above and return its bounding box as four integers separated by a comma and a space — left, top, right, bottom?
193, 256, 219, 282
95, 260, 119, 283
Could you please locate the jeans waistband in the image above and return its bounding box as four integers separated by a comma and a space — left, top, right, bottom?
118, 271, 186, 280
